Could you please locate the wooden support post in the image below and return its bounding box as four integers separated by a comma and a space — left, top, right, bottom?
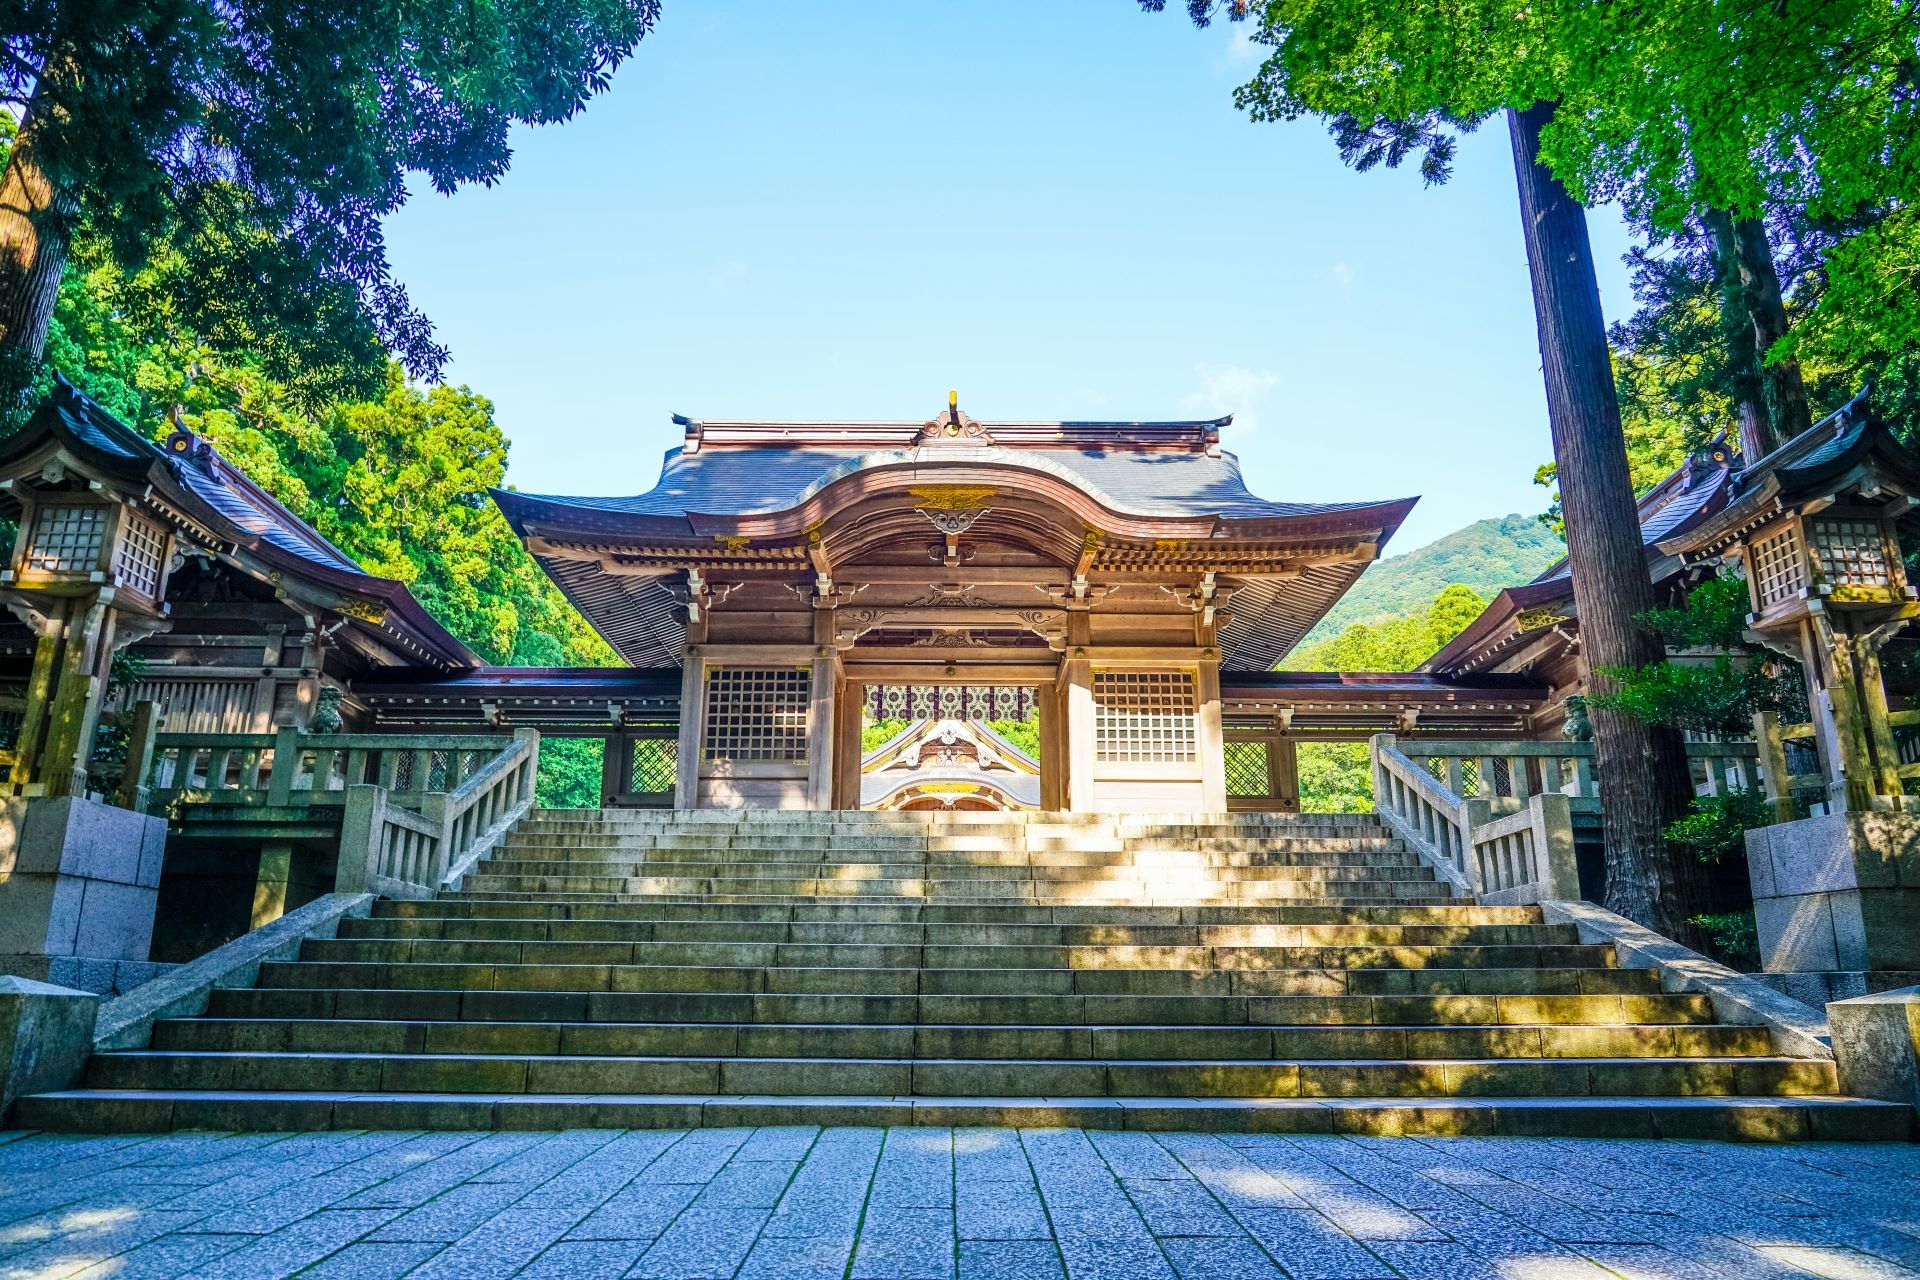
806, 651, 837, 810
675, 652, 703, 810
833, 678, 863, 810
601, 733, 629, 807
1196, 655, 1225, 813
9, 615, 60, 789
1062, 657, 1095, 812
115, 699, 161, 812
1854, 634, 1906, 801
41, 597, 114, 797
1269, 735, 1300, 814
1039, 679, 1066, 812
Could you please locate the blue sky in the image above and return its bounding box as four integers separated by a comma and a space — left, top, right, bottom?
383, 2, 1638, 556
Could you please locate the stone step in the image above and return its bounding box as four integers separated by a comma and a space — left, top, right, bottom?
354, 919, 1556, 951
79, 1050, 1841, 1099
481, 851, 1430, 873
150, 1017, 1778, 1061
471, 861, 1437, 884
496, 835, 1409, 853
20, 1089, 1899, 1140
436, 892, 1468, 909
368, 899, 1536, 926
216, 984, 1711, 1025
448, 880, 1456, 902
311, 934, 1616, 969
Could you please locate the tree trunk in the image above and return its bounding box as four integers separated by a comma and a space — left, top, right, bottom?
1703, 209, 1812, 458
1507, 102, 1706, 944
0, 105, 77, 379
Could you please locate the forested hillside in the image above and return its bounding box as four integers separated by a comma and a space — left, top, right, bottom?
1307, 515, 1563, 642
35, 255, 616, 804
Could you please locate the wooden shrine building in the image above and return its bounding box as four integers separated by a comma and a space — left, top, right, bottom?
493, 394, 1447, 811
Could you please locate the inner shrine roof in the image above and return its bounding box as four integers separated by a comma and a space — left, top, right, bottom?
492, 416, 1410, 535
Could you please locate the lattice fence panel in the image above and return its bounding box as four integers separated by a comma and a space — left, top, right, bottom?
1223, 742, 1270, 797
631, 738, 678, 793
27, 505, 106, 574
1093, 670, 1197, 764
704, 667, 811, 762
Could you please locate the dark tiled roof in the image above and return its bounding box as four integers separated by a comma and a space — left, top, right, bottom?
501, 442, 1388, 526
1, 377, 477, 669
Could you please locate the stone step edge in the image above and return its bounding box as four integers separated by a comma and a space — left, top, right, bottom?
17, 1090, 1907, 1140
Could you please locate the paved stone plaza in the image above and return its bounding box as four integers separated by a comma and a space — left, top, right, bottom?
1, 1127, 1917, 1280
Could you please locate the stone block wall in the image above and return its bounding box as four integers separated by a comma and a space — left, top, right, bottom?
1747, 812, 1920, 1003
0, 796, 170, 996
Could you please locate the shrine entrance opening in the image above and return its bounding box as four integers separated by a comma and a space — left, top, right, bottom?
852, 683, 1046, 812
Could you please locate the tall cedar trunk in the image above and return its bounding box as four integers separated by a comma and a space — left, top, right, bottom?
1507, 103, 1706, 943
0, 105, 76, 372
1703, 209, 1813, 458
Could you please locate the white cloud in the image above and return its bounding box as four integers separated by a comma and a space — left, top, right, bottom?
1179, 364, 1279, 434
1218, 24, 1264, 71
710, 259, 749, 288
1330, 262, 1354, 290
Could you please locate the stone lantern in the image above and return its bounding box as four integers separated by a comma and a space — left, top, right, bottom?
1661, 391, 1920, 999
0, 387, 177, 796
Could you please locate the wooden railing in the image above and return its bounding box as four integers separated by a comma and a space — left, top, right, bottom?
140, 724, 540, 899
1369, 733, 1762, 904
336, 729, 540, 900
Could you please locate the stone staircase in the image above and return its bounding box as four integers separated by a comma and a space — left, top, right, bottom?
16, 809, 1907, 1138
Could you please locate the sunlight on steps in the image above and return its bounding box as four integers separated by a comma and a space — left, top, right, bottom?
14, 808, 1908, 1140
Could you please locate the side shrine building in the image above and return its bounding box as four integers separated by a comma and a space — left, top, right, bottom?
491, 395, 1426, 813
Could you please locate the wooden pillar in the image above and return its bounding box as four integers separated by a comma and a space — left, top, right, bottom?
9, 612, 61, 788
601, 733, 629, 807
805, 650, 837, 810
832, 678, 864, 810
1852, 631, 1906, 800
1269, 735, 1301, 814
1196, 654, 1225, 813
1062, 657, 1095, 812
674, 651, 703, 810
1039, 679, 1066, 812
41, 596, 116, 798
1753, 711, 1796, 824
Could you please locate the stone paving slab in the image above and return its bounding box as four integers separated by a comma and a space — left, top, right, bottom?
0, 1126, 1915, 1279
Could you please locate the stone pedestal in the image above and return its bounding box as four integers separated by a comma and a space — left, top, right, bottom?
0, 795, 169, 996
0, 976, 97, 1121
1746, 812, 1920, 1005
1827, 986, 1920, 1123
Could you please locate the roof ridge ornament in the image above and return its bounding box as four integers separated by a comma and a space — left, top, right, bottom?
916, 390, 994, 446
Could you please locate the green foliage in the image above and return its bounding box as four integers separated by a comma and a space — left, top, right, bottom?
1639, 575, 1753, 651
1308, 517, 1562, 641
1591, 573, 1790, 734
1690, 910, 1760, 971
863, 720, 912, 754
1287, 584, 1488, 674
985, 719, 1041, 760
536, 739, 605, 810
0, 0, 661, 402
1665, 788, 1774, 865
1590, 656, 1785, 736
1298, 743, 1372, 813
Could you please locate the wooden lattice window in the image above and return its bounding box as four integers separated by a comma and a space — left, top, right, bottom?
1094, 670, 1197, 764
112, 511, 166, 598
704, 667, 810, 762
630, 738, 677, 793
1810, 518, 1893, 590
26, 504, 106, 574
1223, 742, 1269, 796
1751, 526, 1807, 608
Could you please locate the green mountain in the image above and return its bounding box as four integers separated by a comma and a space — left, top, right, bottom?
1303, 514, 1564, 645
